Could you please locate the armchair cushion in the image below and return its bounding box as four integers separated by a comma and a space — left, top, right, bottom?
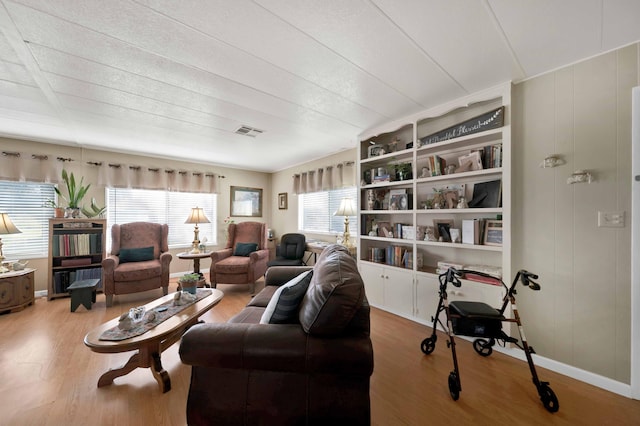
260, 270, 313, 324
118, 246, 154, 263
233, 242, 258, 256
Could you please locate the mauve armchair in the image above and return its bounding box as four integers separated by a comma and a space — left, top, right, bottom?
209, 221, 269, 293
102, 222, 172, 307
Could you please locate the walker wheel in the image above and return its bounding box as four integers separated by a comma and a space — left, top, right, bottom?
421, 336, 437, 354
473, 339, 493, 357
539, 382, 559, 413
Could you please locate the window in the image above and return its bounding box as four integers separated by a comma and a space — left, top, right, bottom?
106, 188, 217, 250
299, 187, 357, 235
0, 180, 56, 258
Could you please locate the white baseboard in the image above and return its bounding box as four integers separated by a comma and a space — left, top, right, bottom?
371, 306, 634, 399
35, 290, 47, 298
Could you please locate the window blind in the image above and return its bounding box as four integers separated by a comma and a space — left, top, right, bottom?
0, 181, 56, 258
299, 187, 357, 234
106, 188, 217, 250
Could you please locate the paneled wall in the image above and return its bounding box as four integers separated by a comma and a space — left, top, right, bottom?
512, 44, 638, 383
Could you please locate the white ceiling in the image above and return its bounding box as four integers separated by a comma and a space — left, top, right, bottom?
0, 0, 639, 172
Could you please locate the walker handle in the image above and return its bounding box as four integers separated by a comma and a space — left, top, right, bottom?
519, 270, 541, 290
446, 267, 463, 287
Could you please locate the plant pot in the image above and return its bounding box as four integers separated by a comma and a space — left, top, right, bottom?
182, 285, 197, 295
65, 207, 80, 218
54, 208, 65, 218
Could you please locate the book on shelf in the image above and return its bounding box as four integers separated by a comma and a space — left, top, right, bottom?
481, 143, 503, 169
462, 219, 485, 245
427, 155, 446, 176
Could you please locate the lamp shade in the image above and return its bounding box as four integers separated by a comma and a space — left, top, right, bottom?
0, 213, 21, 235
334, 198, 357, 217
185, 207, 211, 224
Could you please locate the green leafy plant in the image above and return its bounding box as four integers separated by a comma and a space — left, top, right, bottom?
178, 273, 201, 284
81, 197, 106, 218
55, 169, 90, 209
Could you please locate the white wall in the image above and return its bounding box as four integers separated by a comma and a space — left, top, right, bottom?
512, 43, 638, 383
269, 148, 356, 242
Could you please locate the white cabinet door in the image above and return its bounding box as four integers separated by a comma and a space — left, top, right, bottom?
359, 262, 385, 307
415, 274, 440, 323
384, 267, 414, 318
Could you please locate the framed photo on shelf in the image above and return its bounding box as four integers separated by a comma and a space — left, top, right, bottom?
368, 144, 386, 158
278, 192, 288, 210
483, 220, 503, 246
230, 186, 263, 217
433, 219, 455, 242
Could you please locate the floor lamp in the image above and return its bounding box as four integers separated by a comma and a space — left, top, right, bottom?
334, 197, 357, 248
0, 213, 21, 273
185, 207, 210, 254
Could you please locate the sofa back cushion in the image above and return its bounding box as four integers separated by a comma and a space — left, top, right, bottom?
298, 244, 365, 335
259, 270, 313, 324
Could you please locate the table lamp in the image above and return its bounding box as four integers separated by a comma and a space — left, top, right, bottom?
334, 197, 357, 248
185, 207, 210, 254
0, 213, 21, 273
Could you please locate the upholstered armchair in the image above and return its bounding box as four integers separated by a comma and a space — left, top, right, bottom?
267, 233, 306, 267
101, 222, 172, 307
209, 221, 269, 293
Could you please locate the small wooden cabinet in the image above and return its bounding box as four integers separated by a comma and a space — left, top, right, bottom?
0, 268, 35, 314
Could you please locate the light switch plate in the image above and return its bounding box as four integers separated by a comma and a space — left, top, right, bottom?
597, 211, 625, 228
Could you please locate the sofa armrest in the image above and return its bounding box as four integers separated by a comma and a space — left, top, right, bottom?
264, 266, 313, 286
179, 322, 373, 376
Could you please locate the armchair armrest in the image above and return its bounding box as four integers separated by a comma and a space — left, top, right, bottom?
211, 248, 232, 263
265, 266, 313, 286
249, 248, 269, 262
179, 322, 373, 376
159, 251, 172, 266
101, 255, 120, 273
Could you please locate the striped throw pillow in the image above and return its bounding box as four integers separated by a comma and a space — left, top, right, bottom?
260, 270, 313, 324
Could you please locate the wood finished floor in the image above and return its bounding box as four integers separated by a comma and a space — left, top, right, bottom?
1, 277, 639, 425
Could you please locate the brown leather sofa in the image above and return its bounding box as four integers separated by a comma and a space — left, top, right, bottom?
179, 244, 373, 426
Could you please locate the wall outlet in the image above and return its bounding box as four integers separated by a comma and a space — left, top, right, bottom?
597, 211, 625, 228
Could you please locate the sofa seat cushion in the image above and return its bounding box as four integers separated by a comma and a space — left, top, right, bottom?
114, 260, 161, 282
247, 286, 278, 308
260, 270, 313, 324
299, 245, 364, 336
214, 256, 251, 274
228, 306, 265, 324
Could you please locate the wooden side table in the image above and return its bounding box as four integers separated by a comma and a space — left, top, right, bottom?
0, 268, 35, 314
177, 252, 212, 286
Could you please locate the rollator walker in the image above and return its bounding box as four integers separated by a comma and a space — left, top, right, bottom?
420, 267, 559, 413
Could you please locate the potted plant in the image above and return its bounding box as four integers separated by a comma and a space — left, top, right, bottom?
178, 273, 202, 294
56, 169, 90, 218
44, 199, 65, 218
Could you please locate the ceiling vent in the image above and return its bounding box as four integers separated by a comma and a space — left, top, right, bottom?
234, 125, 264, 137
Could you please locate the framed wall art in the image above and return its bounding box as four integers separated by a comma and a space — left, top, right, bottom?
278, 192, 288, 210
230, 186, 263, 217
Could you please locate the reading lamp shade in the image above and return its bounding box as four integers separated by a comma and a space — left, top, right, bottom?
185, 207, 210, 254
0, 213, 21, 269
334, 198, 356, 248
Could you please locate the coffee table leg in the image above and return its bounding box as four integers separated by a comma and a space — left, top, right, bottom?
151, 352, 171, 393
97, 352, 140, 387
